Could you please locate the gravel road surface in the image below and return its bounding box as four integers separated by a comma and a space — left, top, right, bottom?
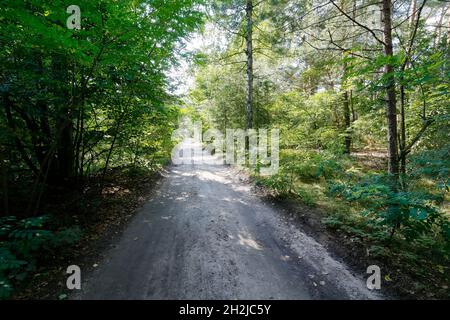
76, 159, 379, 300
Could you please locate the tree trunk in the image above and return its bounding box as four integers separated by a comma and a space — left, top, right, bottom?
399, 0, 421, 177
409, 0, 417, 26
448, 13, 450, 45
382, 0, 399, 177
350, 90, 356, 122
52, 53, 74, 185
342, 60, 351, 154
343, 90, 351, 154
101, 111, 126, 191
245, 0, 254, 131
399, 84, 406, 176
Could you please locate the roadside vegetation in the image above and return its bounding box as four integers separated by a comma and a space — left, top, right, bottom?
0, 0, 203, 299
187, 0, 449, 299
0, 0, 448, 300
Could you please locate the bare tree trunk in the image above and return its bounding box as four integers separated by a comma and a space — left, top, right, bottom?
399, 0, 418, 170
52, 53, 74, 185
399, 0, 426, 177
342, 59, 351, 154
382, 0, 399, 177
434, 5, 446, 46
100, 111, 126, 191
384, 0, 402, 232
448, 14, 450, 45
399, 85, 406, 176
245, 0, 254, 131
350, 90, 356, 122
409, 0, 417, 26
343, 90, 351, 154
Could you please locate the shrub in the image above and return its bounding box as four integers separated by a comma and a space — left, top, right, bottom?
329, 174, 447, 242
0, 215, 81, 299
280, 149, 346, 182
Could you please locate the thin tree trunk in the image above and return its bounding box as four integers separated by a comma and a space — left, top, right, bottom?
3, 95, 39, 175
245, 0, 254, 131
382, 0, 399, 177
100, 112, 126, 191
52, 53, 73, 184
74, 104, 84, 181
399, 0, 425, 178
448, 14, 450, 45
342, 60, 351, 154
409, 0, 417, 26
383, 0, 401, 242
434, 5, 447, 46
399, 84, 406, 176
343, 90, 351, 154
350, 90, 356, 122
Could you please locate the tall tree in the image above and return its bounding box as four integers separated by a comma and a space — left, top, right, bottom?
245, 0, 254, 130
381, 0, 399, 177
208, 0, 267, 130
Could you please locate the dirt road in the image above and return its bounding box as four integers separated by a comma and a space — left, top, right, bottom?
76, 161, 379, 300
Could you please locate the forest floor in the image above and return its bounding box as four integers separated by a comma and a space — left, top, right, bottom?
13, 167, 164, 300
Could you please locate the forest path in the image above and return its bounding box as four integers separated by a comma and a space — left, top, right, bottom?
76, 160, 379, 300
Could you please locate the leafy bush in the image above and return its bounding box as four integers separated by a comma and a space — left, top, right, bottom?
294, 187, 316, 207
409, 146, 450, 191
255, 173, 291, 195
279, 149, 345, 182
0, 215, 81, 299
329, 174, 448, 242
254, 150, 350, 210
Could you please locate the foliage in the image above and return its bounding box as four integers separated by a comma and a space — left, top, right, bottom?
0, 0, 203, 202
185, 0, 450, 298
255, 149, 347, 199
1, 0, 449, 299
329, 174, 447, 241
0, 215, 81, 299
0, 1, 204, 298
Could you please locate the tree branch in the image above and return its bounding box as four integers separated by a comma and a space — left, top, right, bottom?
329, 0, 386, 46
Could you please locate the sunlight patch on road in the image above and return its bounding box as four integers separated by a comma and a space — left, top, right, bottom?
231, 184, 251, 193
171, 169, 196, 177
238, 233, 263, 251
221, 196, 249, 206
175, 192, 190, 201
195, 170, 229, 184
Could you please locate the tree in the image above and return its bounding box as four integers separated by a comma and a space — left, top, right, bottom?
0, 0, 203, 214
381, 0, 399, 177
208, 0, 270, 130
245, 0, 254, 130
